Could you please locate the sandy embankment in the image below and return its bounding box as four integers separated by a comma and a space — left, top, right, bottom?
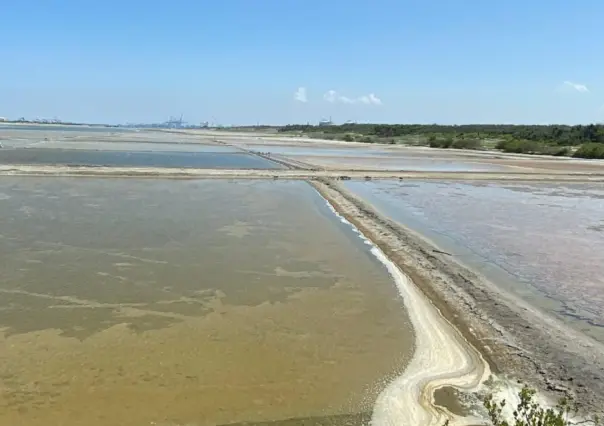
316, 183, 490, 426
3, 164, 604, 182
312, 179, 604, 419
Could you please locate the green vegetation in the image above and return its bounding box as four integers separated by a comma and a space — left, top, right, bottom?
277, 123, 604, 158
495, 140, 571, 156
573, 143, 604, 159
445, 386, 600, 426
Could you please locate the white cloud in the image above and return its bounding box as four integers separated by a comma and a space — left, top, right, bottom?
294, 87, 307, 103
324, 90, 338, 103
358, 93, 382, 105
563, 81, 589, 93
323, 90, 382, 105
368, 94, 382, 105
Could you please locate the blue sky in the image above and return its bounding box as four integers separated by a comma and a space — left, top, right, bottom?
1, 0, 603, 125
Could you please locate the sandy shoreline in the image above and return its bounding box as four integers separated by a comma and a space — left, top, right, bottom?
312, 179, 604, 418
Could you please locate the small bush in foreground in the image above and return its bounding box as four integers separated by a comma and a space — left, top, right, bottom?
445, 386, 600, 426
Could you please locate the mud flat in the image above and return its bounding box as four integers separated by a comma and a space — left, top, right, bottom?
345, 180, 604, 343
312, 179, 604, 417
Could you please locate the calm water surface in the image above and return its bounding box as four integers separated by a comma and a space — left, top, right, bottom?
0, 178, 412, 426
292, 156, 509, 172
0, 124, 133, 132
345, 180, 604, 342
235, 144, 510, 171
26, 141, 240, 153
0, 148, 280, 169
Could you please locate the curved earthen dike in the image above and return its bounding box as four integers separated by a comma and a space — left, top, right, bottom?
317, 189, 490, 426
311, 178, 604, 422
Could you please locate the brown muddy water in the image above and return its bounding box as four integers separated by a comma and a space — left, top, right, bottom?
345, 180, 604, 343
0, 178, 413, 426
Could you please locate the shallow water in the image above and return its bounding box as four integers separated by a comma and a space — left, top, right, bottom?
238, 144, 384, 157
27, 141, 240, 153
290, 155, 509, 172
0, 178, 412, 425
345, 180, 604, 342
0, 148, 280, 169
0, 124, 132, 133
234, 144, 510, 172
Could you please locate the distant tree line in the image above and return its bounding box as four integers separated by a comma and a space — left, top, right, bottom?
278, 124, 604, 158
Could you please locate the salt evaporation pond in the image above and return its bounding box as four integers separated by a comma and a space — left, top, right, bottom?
0, 178, 413, 426
0, 147, 280, 169
234, 143, 512, 172
345, 180, 604, 343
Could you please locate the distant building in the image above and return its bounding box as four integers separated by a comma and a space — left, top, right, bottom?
0, 117, 7, 122
318, 117, 333, 126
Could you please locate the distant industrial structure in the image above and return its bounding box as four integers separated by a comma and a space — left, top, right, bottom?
0, 116, 67, 124
118, 115, 215, 129
163, 115, 185, 128
318, 117, 333, 126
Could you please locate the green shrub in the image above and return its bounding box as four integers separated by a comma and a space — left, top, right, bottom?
452, 138, 482, 150
496, 139, 573, 156
429, 137, 454, 148
497, 139, 540, 154
319, 134, 335, 140
360, 135, 375, 143
550, 146, 571, 156
484, 386, 599, 426
574, 143, 604, 159
342, 133, 355, 142
444, 386, 599, 426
